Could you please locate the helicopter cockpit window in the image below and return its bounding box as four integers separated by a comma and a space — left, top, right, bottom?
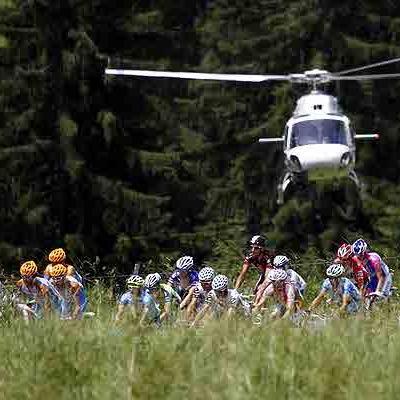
290, 119, 349, 148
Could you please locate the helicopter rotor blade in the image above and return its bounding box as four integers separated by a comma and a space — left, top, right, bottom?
335, 57, 400, 76
331, 73, 400, 81
105, 68, 290, 82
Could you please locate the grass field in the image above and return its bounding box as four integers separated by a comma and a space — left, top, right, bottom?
1, 291, 400, 400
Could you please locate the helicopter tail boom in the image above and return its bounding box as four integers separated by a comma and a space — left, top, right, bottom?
354, 134, 379, 140
258, 138, 284, 143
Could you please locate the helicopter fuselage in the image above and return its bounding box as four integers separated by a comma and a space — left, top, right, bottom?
276, 92, 360, 202
284, 115, 355, 174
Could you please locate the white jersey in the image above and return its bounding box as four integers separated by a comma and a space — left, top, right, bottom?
287, 269, 306, 293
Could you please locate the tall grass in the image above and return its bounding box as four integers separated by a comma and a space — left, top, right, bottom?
0, 295, 400, 400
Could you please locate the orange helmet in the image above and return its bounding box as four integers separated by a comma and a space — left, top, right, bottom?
50, 263, 67, 278
48, 248, 66, 263
20, 261, 38, 277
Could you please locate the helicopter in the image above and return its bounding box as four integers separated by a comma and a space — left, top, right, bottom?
105, 57, 400, 204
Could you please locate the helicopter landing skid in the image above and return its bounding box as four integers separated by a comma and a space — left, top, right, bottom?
277, 171, 308, 205
277, 169, 361, 205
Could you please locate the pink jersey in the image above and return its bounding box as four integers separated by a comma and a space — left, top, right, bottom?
355, 252, 390, 280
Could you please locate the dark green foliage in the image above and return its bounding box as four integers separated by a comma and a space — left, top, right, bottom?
0, 0, 400, 275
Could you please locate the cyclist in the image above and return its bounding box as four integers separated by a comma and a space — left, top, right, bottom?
192, 274, 250, 326
308, 263, 361, 315
335, 243, 369, 294
273, 255, 306, 295
115, 275, 145, 321
351, 238, 392, 300
267, 269, 301, 320
49, 264, 88, 320
168, 256, 199, 305
44, 248, 83, 283
235, 235, 274, 302
140, 273, 173, 326
184, 266, 215, 320
16, 261, 63, 319
253, 255, 306, 313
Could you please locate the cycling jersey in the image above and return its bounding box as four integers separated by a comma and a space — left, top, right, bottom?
354, 252, 391, 296
287, 269, 307, 295
119, 290, 146, 306
50, 276, 88, 319
256, 269, 303, 301
272, 281, 297, 307
244, 252, 274, 275
142, 287, 172, 325
205, 289, 250, 318
321, 277, 361, 313
334, 256, 369, 289
16, 276, 63, 316
44, 264, 83, 283
160, 283, 182, 304
168, 270, 199, 297
193, 282, 212, 310
270, 281, 302, 318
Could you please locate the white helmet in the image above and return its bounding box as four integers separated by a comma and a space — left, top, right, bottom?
273, 255, 290, 269
199, 267, 215, 282
212, 274, 229, 291
126, 275, 144, 289
268, 269, 288, 282
326, 263, 345, 278
175, 256, 194, 271
144, 273, 161, 289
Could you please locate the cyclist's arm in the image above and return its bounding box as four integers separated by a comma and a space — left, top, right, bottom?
308, 290, 327, 311
186, 295, 198, 320
282, 302, 295, 319
180, 287, 195, 310
38, 284, 51, 314
235, 262, 250, 289
254, 281, 273, 307
160, 302, 171, 322
140, 306, 150, 327
115, 304, 126, 321
226, 306, 236, 319
191, 303, 211, 327
375, 265, 385, 294
339, 293, 351, 314
70, 283, 84, 319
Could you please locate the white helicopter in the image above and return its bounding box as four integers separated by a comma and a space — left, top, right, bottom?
105, 57, 400, 204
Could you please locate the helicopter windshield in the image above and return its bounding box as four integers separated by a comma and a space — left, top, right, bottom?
290, 119, 349, 148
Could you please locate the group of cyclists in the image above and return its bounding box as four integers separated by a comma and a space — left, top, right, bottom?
11, 248, 87, 320
5, 234, 394, 324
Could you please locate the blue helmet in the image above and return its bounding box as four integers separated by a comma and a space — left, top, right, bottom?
352, 238, 368, 256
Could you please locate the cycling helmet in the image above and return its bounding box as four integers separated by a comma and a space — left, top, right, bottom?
199, 267, 215, 282
20, 261, 38, 277
352, 238, 368, 256
273, 255, 290, 269
326, 263, 345, 278
268, 269, 288, 282
337, 244, 353, 260
144, 273, 161, 289
50, 263, 67, 278
127, 275, 144, 289
249, 235, 267, 248
212, 274, 229, 291
175, 256, 194, 271
49, 248, 66, 263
